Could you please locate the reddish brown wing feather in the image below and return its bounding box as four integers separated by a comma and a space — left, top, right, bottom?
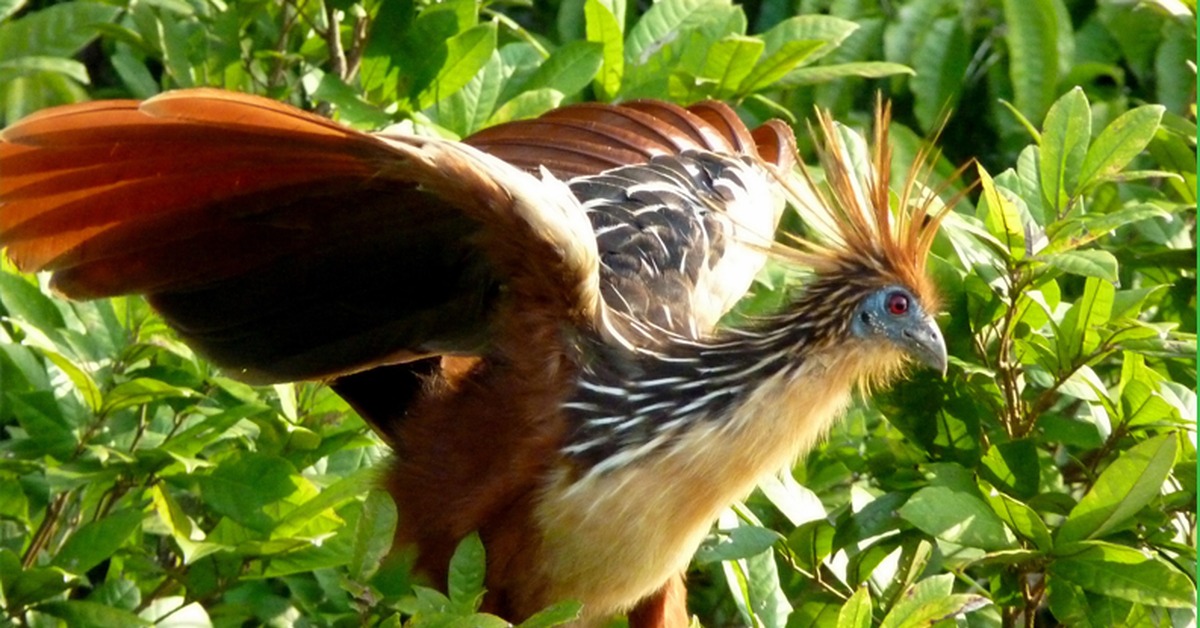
465, 99, 794, 177
0, 90, 793, 383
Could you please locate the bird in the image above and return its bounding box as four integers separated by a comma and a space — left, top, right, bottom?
0, 89, 951, 626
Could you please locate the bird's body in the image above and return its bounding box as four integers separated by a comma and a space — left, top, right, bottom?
0, 90, 950, 625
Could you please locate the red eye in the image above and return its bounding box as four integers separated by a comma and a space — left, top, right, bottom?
886, 292, 910, 316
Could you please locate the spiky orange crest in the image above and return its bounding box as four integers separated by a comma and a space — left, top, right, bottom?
774, 100, 964, 313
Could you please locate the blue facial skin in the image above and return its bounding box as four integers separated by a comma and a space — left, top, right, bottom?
852, 285, 948, 374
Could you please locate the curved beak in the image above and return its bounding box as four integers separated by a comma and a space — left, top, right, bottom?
900, 314, 948, 375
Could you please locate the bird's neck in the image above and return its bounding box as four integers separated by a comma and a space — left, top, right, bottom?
561, 292, 851, 478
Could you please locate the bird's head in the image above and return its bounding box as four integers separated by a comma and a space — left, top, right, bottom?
850, 284, 946, 374
769, 100, 961, 382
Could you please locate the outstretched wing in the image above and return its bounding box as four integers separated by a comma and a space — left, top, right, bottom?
0, 89, 596, 382
0, 90, 796, 384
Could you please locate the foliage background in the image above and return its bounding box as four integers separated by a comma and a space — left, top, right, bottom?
0, 0, 1195, 626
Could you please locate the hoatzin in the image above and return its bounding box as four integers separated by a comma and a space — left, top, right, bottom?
0, 90, 950, 625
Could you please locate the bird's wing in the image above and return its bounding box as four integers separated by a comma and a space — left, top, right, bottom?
468, 100, 796, 338
0, 90, 795, 382
0, 89, 597, 382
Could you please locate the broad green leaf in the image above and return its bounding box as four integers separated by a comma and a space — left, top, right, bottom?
274, 467, 377, 537
314, 73, 392, 129
910, 17, 969, 131
625, 0, 729, 65
9, 391, 77, 459
517, 601, 584, 628
417, 23, 497, 111
1051, 541, 1195, 608
977, 165, 1027, 259
701, 35, 763, 97
982, 486, 1054, 552
349, 489, 398, 582
879, 574, 991, 628
195, 455, 298, 533
110, 46, 158, 98
760, 14, 856, 63
1045, 203, 1171, 253
0, 55, 87, 83
696, 524, 782, 564
585, 0, 624, 99
0, 272, 66, 335
738, 39, 824, 95
836, 586, 872, 628
1002, 0, 1059, 123
1039, 88, 1091, 217
1078, 104, 1165, 190
1041, 249, 1119, 281
0, 2, 121, 59
447, 532, 486, 612
101, 378, 196, 416
156, 10, 194, 87
52, 510, 144, 574
1058, 434, 1178, 543
6, 564, 80, 608
431, 48, 505, 136
979, 440, 1039, 498
898, 486, 1019, 550
519, 40, 603, 98
1055, 276, 1115, 366
776, 61, 913, 88
486, 88, 563, 126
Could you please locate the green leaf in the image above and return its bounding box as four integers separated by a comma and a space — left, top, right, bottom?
1055, 276, 1115, 366
1078, 105, 1166, 190
52, 510, 144, 574
1002, 0, 1059, 123
9, 391, 77, 459
1038, 88, 1091, 217
977, 164, 1027, 259
1041, 249, 1119, 281
738, 39, 824, 95
101, 378, 196, 416
879, 574, 991, 628
1058, 434, 1178, 543
516, 601, 584, 628
982, 486, 1054, 552
836, 586, 872, 628
898, 486, 1019, 551
696, 524, 782, 564
585, 0, 624, 99
909, 17, 969, 131
195, 455, 298, 533
979, 440, 1040, 499
760, 14, 857, 63
776, 61, 913, 87
701, 35, 763, 97
447, 532, 486, 612
1051, 541, 1195, 608
0, 56, 88, 83
349, 490, 398, 582
314, 73, 392, 129
625, 0, 728, 66
0, 2, 121, 59
417, 23, 497, 110
486, 88, 563, 126
519, 40, 603, 98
